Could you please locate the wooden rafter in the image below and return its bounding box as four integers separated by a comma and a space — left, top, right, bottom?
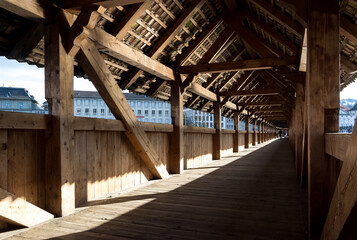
59, 0, 146, 9
120, 0, 206, 89
177, 56, 299, 74
77, 38, 169, 179
219, 88, 283, 97
89, 28, 175, 81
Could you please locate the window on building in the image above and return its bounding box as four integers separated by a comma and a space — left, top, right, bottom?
100, 108, 105, 115
85, 108, 89, 115
138, 110, 142, 115
84, 100, 89, 106
5, 101, 10, 108
130, 101, 135, 107
144, 101, 149, 107
151, 102, 156, 107
76, 108, 81, 115
158, 110, 162, 116
144, 118, 149, 122
137, 101, 142, 107
145, 110, 148, 116
158, 102, 163, 108
165, 110, 169, 116
108, 110, 111, 115
76, 99, 81, 106
165, 102, 169, 108
100, 100, 105, 106
151, 118, 156, 123
93, 109, 97, 115
152, 110, 155, 115
18, 102, 23, 109
165, 119, 169, 124
158, 118, 162, 123
92, 100, 97, 106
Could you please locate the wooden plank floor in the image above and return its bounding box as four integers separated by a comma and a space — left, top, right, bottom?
3, 139, 307, 240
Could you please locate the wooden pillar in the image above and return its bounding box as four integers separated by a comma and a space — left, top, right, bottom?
244, 115, 250, 148
252, 119, 257, 146
213, 99, 221, 159
233, 110, 240, 152
295, 83, 305, 181
170, 73, 184, 173
258, 122, 261, 144
307, 0, 340, 238
44, 23, 75, 216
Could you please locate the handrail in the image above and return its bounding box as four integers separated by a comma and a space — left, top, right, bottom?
325, 133, 352, 162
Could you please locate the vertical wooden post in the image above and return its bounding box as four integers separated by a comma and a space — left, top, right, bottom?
252, 119, 257, 146
307, 0, 340, 238
213, 99, 221, 160
295, 83, 305, 181
258, 122, 261, 144
233, 110, 240, 152
244, 115, 250, 148
170, 73, 184, 173
44, 23, 75, 216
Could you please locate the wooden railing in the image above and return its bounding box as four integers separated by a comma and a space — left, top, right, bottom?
322, 131, 356, 240
0, 111, 274, 229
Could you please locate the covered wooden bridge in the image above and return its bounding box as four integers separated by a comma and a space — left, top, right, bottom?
0, 0, 356, 239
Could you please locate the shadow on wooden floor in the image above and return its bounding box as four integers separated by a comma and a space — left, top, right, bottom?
12, 139, 308, 240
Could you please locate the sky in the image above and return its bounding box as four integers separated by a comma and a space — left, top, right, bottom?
0, 56, 356, 105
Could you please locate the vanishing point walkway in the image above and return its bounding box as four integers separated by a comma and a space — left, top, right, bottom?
4, 139, 307, 240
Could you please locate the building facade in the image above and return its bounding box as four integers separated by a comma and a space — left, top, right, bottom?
0, 87, 43, 113
339, 105, 357, 132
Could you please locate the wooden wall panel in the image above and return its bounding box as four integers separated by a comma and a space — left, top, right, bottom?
74, 130, 169, 205
221, 133, 233, 156
239, 133, 245, 147
184, 133, 213, 169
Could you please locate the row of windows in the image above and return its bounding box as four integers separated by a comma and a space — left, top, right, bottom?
130, 101, 170, 108
76, 99, 106, 107
138, 118, 170, 124
76, 108, 111, 116
134, 109, 170, 116
1, 101, 23, 109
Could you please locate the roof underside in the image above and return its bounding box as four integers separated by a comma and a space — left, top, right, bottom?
0, 0, 356, 128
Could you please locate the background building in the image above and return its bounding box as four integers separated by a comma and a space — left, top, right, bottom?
0, 87, 44, 113
339, 104, 357, 132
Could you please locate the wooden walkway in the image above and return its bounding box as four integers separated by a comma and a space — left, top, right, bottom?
3, 139, 307, 240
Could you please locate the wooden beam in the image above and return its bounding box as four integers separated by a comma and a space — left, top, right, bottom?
187, 83, 217, 102
8, 23, 44, 59
77, 38, 169, 179
325, 133, 351, 162
249, 0, 304, 37
213, 100, 221, 159
177, 57, 299, 74
120, 0, 205, 89
0, 188, 54, 227
44, 23, 75, 216
112, 1, 155, 40
233, 110, 240, 152
61, 0, 145, 9
170, 73, 184, 173
238, 101, 285, 107
89, 28, 175, 81
244, 115, 250, 148
307, 0, 340, 238
0, 111, 50, 130
321, 122, 357, 239
0, 0, 46, 21
219, 88, 283, 97
340, 16, 357, 44
243, 11, 300, 53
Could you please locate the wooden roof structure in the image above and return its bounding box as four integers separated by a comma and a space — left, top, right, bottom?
0, 0, 355, 127
1, 1, 357, 240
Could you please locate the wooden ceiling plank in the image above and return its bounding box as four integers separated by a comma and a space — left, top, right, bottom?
112, 1, 154, 40
0, 0, 46, 21
177, 56, 299, 74
249, 0, 304, 37
120, 0, 205, 89
219, 88, 283, 97
61, 0, 145, 9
